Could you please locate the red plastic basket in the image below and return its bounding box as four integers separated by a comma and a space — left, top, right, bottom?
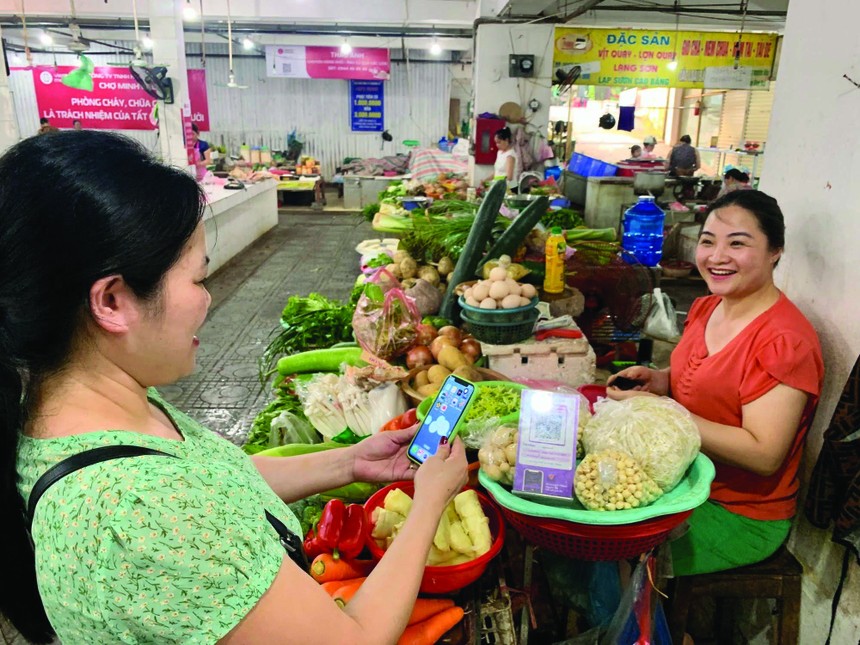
501, 506, 692, 561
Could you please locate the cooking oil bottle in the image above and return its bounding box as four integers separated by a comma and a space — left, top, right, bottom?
543, 226, 566, 294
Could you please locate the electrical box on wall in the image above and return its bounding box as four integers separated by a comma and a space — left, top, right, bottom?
509, 54, 535, 78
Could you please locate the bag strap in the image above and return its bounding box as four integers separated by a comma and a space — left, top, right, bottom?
26, 445, 176, 529
824, 547, 851, 645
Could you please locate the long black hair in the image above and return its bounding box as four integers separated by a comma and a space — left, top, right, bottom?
706, 188, 785, 251
0, 131, 203, 641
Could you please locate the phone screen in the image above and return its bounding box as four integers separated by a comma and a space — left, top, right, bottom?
407, 376, 476, 465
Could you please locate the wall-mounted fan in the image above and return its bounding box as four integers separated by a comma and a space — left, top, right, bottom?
555, 65, 582, 94
215, 0, 248, 89
130, 64, 174, 103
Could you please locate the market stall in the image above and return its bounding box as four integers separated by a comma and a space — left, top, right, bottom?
243, 179, 713, 642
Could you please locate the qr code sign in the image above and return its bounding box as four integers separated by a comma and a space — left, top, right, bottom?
533, 416, 563, 443
281, 63, 292, 73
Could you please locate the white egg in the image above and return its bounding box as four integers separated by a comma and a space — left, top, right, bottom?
520, 296, 532, 307
502, 294, 522, 309
472, 282, 490, 302
480, 298, 498, 310
489, 267, 508, 282
489, 281, 510, 300
466, 296, 480, 307
504, 278, 521, 296
464, 287, 473, 300
520, 283, 537, 298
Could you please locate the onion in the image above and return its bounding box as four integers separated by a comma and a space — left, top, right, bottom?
438, 325, 463, 345
415, 323, 438, 346
406, 345, 434, 370
430, 335, 457, 359
459, 338, 481, 363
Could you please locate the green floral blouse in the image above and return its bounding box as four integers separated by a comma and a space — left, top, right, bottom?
16, 390, 300, 644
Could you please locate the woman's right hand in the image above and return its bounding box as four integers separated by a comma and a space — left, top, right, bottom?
413, 437, 468, 511
607, 366, 670, 397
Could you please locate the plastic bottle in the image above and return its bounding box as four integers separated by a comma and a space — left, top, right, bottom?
543, 226, 567, 294
622, 196, 665, 266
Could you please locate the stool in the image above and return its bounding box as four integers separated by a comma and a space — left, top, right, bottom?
668, 546, 802, 644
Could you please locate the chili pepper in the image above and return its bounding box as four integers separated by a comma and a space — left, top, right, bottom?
338, 504, 367, 560
303, 528, 325, 559
317, 499, 346, 552
401, 408, 418, 427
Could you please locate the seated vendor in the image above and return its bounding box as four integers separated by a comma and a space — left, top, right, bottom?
668, 134, 700, 177
715, 168, 752, 200
608, 189, 824, 576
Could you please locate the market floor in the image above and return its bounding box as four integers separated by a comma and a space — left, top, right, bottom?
158, 210, 373, 445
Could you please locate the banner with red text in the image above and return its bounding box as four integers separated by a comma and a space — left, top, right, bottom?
265, 45, 390, 80
22, 66, 210, 130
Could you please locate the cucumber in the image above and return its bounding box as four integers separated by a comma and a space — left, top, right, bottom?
438, 180, 507, 322
254, 442, 343, 457
276, 347, 366, 376
480, 195, 549, 272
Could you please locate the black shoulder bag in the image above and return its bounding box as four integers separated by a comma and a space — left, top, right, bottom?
25, 445, 308, 571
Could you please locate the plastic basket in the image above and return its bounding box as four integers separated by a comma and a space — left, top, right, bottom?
416, 380, 527, 422
588, 159, 619, 177
458, 295, 539, 323
567, 152, 590, 175
461, 309, 538, 345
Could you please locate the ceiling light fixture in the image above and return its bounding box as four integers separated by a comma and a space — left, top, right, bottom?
430, 38, 442, 56
667, 12, 680, 73
242, 37, 254, 50
340, 39, 352, 55
183, 2, 198, 21
142, 35, 153, 50
39, 32, 53, 46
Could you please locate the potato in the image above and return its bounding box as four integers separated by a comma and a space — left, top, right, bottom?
393, 250, 410, 264
386, 263, 403, 279
453, 365, 481, 382
414, 369, 431, 388
427, 364, 452, 384
417, 383, 440, 398
437, 345, 469, 371
400, 257, 418, 279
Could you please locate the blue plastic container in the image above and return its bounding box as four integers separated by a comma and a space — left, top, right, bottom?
567, 152, 618, 178
588, 158, 619, 177
622, 196, 665, 266
544, 165, 562, 181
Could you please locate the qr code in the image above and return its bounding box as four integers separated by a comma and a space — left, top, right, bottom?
281, 63, 292, 73
533, 416, 563, 443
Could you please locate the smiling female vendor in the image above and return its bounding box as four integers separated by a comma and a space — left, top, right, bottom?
608, 189, 824, 575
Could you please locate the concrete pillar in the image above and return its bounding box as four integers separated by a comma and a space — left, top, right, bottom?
0, 26, 22, 153
147, 0, 192, 171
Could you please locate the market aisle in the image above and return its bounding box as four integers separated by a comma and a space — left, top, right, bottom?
159, 211, 371, 445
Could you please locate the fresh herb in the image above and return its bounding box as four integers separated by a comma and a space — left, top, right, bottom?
542, 208, 584, 230
243, 384, 308, 454
360, 202, 380, 222
399, 212, 509, 263
366, 253, 392, 269
462, 385, 522, 425
289, 495, 326, 535
259, 293, 355, 384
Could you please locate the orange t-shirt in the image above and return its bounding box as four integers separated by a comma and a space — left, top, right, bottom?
670, 293, 824, 520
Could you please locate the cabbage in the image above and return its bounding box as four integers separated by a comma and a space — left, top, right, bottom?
581, 396, 700, 493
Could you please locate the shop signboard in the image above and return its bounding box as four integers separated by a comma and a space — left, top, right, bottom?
23, 65, 211, 130
553, 27, 777, 89
266, 45, 390, 81
349, 80, 384, 132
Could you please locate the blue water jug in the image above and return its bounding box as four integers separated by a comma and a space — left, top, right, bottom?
622, 196, 665, 266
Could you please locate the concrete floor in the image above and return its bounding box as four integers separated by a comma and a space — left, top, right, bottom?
158, 209, 375, 445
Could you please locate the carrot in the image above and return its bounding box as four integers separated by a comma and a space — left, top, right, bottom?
310, 554, 374, 583
320, 577, 367, 596
397, 606, 464, 645
407, 599, 456, 626
332, 579, 365, 607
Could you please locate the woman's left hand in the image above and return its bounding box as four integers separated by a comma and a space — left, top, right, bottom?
350, 425, 418, 483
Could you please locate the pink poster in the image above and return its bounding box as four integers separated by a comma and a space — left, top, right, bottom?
22, 65, 211, 131
266, 45, 390, 80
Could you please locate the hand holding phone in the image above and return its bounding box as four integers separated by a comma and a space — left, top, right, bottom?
609, 375, 645, 391
407, 375, 476, 465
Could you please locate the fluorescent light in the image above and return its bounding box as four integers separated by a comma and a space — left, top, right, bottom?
340, 39, 352, 55
430, 40, 442, 56
242, 37, 254, 50
40, 32, 53, 46
667, 60, 678, 71
142, 36, 153, 50
183, 5, 198, 21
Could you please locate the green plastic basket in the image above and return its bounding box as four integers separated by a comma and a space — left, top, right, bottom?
479, 453, 715, 526
416, 381, 527, 422
461, 308, 538, 345
458, 295, 539, 323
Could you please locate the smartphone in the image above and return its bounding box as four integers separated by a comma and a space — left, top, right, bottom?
407, 375, 476, 465
523, 469, 544, 494
610, 375, 644, 391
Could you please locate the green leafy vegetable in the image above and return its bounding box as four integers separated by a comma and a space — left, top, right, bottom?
288, 495, 326, 535
462, 384, 522, 425
243, 385, 308, 455
542, 208, 584, 230
366, 253, 392, 269
361, 202, 381, 222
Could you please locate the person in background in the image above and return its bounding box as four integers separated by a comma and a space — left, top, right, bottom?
190, 123, 212, 181
490, 127, 521, 192
37, 118, 57, 136
608, 189, 824, 577
629, 145, 643, 160
0, 131, 469, 644
715, 167, 752, 200
72, 120, 83, 131
668, 134, 701, 176
642, 135, 658, 159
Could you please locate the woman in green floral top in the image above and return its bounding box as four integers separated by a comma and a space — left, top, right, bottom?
0, 132, 468, 644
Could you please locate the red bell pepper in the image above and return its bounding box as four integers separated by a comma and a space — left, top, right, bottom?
380, 408, 418, 432
315, 499, 366, 560
303, 528, 325, 559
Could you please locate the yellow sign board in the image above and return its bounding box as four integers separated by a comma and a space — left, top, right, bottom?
553, 27, 777, 89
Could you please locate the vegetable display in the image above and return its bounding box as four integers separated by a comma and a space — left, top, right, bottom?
482, 195, 549, 263
477, 425, 519, 485
352, 271, 421, 361
541, 208, 585, 231
308, 499, 367, 560
243, 381, 312, 454
574, 449, 663, 511
371, 488, 492, 566
581, 396, 701, 493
